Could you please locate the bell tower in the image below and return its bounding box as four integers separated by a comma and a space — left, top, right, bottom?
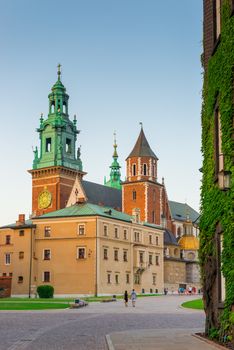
29, 65, 86, 216
122, 125, 172, 228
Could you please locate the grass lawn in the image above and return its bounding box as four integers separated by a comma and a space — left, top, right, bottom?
0, 302, 70, 310
181, 298, 204, 310
0, 294, 160, 303
0, 293, 161, 309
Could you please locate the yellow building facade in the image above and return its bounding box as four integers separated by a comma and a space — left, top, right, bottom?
0, 204, 164, 297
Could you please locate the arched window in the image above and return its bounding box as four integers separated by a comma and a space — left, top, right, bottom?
132, 164, 136, 176
143, 163, 147, 176
132, 190, 137, 201
177, 227, 181, 237
63, 102, 66, 113
57, 99, 61, 112
51, 102, 55, 113
152, 210, 155, 223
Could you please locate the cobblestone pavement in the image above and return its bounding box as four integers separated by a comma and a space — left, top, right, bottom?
0, 295, 205, 350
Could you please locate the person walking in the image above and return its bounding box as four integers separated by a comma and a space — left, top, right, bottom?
123, 290, 128, 307
130, 289, 137, 307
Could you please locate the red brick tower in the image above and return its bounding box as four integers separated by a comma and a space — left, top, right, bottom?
122, 126, 172, 228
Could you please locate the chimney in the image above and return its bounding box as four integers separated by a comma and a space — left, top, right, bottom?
16, 214, 25, 226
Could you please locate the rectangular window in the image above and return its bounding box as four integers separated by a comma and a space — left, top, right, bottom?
134, 273, 140, 284
143, 163, 147, 176
155, 255, 159, 266
66, 138, 72, 153
78, 224, 85, 235
123, 250, 128, 262
126, 273, 130, 284
43, 271, 50, 282
114, 227, 119, 238
155, 236, 159, 246
149, 235, 152, 244
2, 273, 6, 277
5, 253, 11, 265
19, 251, 24, 259
134, 232, 140, 242
114, 249, 119, 261
149, 254, 153, 265
9, 272, 13, 277
153, 275, 156, 285
124, 229, 128, 240
139, 252, 144, 264
103, 225, 108, 236
77, 247, 86, 259
43, 249, 51, 260
107, 273, 111, 284
132, 163, 136, 176
115, 274, 119, 284
152, 211, 155, 223
44, 226, 51, 237
18, 276, 23, 284
19, 230, 24, 236
214, 0, 221, 41
232, 0, 234, 15
132, 190, 137, 200
45, 138, 52, 152
5, 235, 11, 244
214, 108, 224, 176
104, 248, 108, 260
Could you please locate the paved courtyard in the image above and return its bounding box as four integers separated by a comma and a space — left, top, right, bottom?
0, 295, 210, 350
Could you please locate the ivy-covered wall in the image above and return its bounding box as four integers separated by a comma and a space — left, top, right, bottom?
200, 0, 234, 341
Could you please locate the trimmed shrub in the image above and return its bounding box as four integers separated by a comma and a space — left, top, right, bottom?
37, 285, 54, 298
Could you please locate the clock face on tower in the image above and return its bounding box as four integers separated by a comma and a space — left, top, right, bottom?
38, 189, 52, 209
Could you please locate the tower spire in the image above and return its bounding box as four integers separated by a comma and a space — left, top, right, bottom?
104, 132, 122, 190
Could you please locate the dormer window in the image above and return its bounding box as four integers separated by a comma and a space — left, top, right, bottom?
46, 138, 52, 152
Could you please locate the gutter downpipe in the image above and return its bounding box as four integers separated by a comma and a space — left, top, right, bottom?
28, 227, 33, 298
95, 217, 98, 297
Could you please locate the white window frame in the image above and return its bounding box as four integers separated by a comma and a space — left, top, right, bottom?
42, 271, 51, 282
77, 247, 86, 259
78, 224, 85, 236
103, 224, 108, 237
43, 249, 51, 261
123, 229, 128, 240
5, 253, 11, 265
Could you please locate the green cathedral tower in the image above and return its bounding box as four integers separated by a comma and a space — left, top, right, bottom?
104, 133, 122, 190
33, 64, 82, 171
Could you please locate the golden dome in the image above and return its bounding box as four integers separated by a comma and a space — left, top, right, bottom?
178, 235, 199, 250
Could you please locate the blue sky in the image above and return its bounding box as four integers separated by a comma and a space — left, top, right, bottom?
0, 0, 202, 225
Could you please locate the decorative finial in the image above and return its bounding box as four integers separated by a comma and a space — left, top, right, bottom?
40, 113, 44, 126
57, 63, 61, 80
73, 114, 77, 126
113, 131, 118, 158
139, 122, 143, 129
